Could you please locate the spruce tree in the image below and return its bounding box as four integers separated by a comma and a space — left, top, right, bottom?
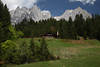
30, 38, 35, 56
40, 38, 50, 61
0, 0, 11, 43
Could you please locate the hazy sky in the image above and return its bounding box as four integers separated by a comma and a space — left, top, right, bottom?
1, 0, 100, 16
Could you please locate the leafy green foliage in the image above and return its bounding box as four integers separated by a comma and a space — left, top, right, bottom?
8, 25, 24, 40
9, 41, 32, 64
17, 31, 24, 38
0, 40, 16, 62
8, 25, 18, 40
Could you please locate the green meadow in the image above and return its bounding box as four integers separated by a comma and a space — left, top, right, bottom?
7, 38, 100, 67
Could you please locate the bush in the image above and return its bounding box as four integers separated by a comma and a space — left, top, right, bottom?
1, 40, 16, 63
12, 41, 33, 64
8, 25, 18, 40
17, 31, 24, 38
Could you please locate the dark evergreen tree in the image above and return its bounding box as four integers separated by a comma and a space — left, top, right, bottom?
30, 38, 35, 56
68, 17, 78, 39
40, 38, 50, 61
58, 19, 65, 38
0, 0, 11, 43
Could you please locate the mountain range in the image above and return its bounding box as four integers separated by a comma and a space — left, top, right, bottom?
10, 5, 51, 25
54, 7, 92, 21
10, 5, 92, 24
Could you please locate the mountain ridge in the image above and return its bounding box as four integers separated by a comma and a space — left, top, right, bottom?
10, 5, 51, 25
10, 6, 92, 24
54, 7, 92, 21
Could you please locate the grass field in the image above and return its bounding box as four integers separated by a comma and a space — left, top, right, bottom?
7, 38, 100, 67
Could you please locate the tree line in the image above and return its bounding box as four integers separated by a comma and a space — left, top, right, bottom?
15, 14, 100, 40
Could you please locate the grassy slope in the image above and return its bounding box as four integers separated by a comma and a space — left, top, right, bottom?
7, 38, 100, 67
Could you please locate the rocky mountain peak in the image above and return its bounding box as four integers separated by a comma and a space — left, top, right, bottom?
10, 5, 51, 24
10, 6, 92, 25
54, 7, 92, 21
16, 6, 20, 10
31, 5, 40, 11
76, 7, 83, 10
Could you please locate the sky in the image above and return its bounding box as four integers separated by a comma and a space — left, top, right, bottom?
1, 0, 100, 16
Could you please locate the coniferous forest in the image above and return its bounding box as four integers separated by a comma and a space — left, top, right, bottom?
15, 14, 100, 40
0, 0, 100, 67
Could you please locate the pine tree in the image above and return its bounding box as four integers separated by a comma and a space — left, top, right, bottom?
58, 19, 65, 38
0, 0, 11, 43
40, 38, 50, 61
30, 38, 35, 56
68, 17, 77, 39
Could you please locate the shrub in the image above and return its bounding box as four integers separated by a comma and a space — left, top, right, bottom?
17, 31, 24, 38
1, 40, 16, 63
